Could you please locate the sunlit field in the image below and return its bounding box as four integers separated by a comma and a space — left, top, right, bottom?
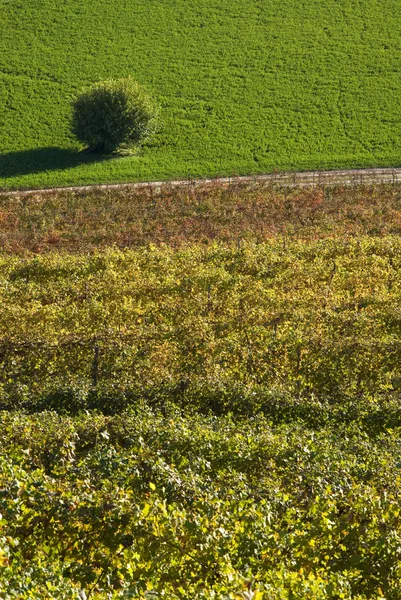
1, 0, 401, 189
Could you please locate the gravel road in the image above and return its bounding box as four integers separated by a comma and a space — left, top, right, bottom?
3, 167, 401, 196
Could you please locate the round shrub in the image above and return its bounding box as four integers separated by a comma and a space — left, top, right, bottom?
72, 77, 160, 154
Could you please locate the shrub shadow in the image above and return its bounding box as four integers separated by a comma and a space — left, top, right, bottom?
0, 147, 111, 180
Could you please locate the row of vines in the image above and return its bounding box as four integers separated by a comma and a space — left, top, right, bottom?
2, 408, 401, 598
3, 183, 401, 253
1, 238, 401, 412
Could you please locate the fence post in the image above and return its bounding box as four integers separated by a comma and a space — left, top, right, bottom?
296, 344, 301, 397
91, 340, 99, 388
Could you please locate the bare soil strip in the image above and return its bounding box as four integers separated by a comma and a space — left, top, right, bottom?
2, 167, 401, 197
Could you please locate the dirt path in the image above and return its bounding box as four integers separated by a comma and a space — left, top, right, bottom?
2, 167, 401, 196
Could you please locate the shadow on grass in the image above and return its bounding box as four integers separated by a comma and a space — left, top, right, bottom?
0, 147, 111, 181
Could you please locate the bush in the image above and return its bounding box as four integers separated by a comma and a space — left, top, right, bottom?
72, 77, 160, 153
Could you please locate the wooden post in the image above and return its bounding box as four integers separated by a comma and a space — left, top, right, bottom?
207, 284, 212, 312
92, 341, 99, 388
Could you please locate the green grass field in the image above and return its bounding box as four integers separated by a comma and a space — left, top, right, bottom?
1, 0, 401, 189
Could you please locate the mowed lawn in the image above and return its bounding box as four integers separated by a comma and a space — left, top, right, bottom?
1, 0, 401, 189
